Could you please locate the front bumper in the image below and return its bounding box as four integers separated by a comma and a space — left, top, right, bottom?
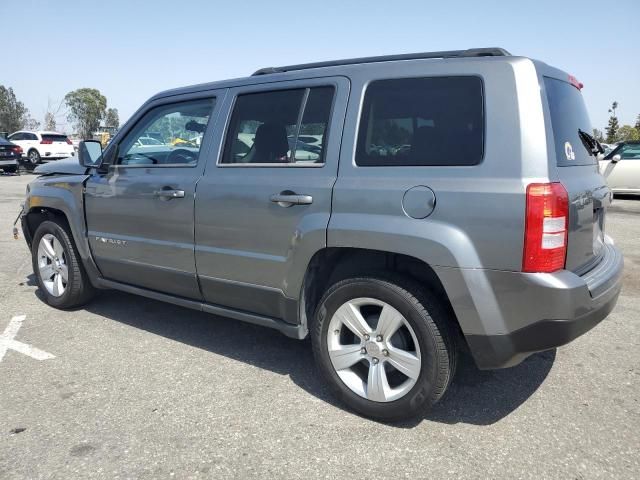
438, 237, 623, 369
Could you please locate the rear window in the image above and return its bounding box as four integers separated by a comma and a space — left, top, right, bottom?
355, 76, 484, 166
544, 77, 594, 166
41, 134, 69, 143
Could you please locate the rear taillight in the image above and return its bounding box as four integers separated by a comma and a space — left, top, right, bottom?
523, 182, 569, 273
40, 139, 53, 144
11, 146, 22, 154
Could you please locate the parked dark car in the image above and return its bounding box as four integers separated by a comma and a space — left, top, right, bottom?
0, 136, 22, 173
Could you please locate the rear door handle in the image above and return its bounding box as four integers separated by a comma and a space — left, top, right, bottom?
154, 188, 185, 199
270, 192, 313, 207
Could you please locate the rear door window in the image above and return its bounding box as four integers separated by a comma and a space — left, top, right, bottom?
544, 77, 595, 166
221, 86, 334, 165
355, 76, 484, 166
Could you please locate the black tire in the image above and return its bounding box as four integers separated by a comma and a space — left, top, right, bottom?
311, 276, 457, 422
2, 165, 17, 174
31, 220, 95, 309
27, 149, 41, 165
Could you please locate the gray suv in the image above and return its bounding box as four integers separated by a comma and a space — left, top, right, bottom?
19, 48, 623, 421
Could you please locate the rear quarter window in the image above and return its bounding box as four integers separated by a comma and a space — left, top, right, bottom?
355, 76, 484, 166
544, 77, 595, 166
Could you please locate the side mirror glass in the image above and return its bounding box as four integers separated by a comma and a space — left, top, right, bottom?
612, 154, 622, 163
78, 140, 103, 167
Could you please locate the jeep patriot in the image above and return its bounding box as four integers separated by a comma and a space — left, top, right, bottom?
19, 48, 623, 421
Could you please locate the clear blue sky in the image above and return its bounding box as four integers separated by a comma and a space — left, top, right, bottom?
3, 0, 638, 133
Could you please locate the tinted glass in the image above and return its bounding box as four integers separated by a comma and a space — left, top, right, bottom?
8, 133, 22, 141
617, 144, 640, 160
222, 86, 334, 165
41, 134, 69, 142
544, 77, 595, 166
356, 77, 484, 166
116, 98, 215, 166
28, 133, 38, 140
294, 87, 333, 163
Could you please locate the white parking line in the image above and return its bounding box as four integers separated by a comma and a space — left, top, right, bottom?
0, 315, 55, 362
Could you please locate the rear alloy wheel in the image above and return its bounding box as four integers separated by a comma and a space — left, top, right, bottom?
327, 297, 422, 402
28, 149, 41, 165
312, 277, 457, 421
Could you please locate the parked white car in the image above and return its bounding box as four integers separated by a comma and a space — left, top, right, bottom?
7, 131, 75, 165
599, 141, 640, 195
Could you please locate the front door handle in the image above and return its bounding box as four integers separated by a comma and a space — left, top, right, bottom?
154, 188, 185, 199
270, 191, 313, 207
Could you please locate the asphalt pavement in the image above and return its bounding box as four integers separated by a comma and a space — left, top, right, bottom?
0, 173, 638, 479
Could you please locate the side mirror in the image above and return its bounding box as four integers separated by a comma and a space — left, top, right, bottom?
612, 154, 622, 163
78, 140, 103, 167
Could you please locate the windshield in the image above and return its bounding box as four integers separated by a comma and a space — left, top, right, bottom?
606, 143, 640, 160
544, 77, 595, 166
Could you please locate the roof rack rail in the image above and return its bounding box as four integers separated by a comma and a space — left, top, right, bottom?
252, 47, 511, 76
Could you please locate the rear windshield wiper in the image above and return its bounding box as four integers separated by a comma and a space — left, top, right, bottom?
578, 129, 604, 156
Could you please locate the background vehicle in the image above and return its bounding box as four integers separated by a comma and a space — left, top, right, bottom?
599, 141, 640, 195
7, 130, 75, 165
0, 136, 22, 173
599, 142, 615, 155
19, 48, 623, 421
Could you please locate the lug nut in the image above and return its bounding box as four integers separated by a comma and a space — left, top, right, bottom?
364, 334, 370, 340
382, 349, 389, 356
376, 335, 382, 341
360, 347, 366, 354
334, 330, 340, 334
372, 358, 379, 365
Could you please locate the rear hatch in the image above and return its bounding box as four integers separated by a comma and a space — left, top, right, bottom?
543, 75, 609, 274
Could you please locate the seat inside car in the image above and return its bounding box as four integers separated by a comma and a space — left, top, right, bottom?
243, 122, 290, 163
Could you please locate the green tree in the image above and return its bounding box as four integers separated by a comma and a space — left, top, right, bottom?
105, 108, 119, 128
605, 101, 619, 143
0, 85, 29, 133
64, 88, 107, 139
635, 114, 640, 134
616, 125, 640, 142
592, 128, 605, 142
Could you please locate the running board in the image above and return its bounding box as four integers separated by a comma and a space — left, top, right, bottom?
95, 278, 308, 339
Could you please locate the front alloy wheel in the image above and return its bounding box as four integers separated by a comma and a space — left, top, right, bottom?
31, 220, 95, 309
37, 233, 68, 297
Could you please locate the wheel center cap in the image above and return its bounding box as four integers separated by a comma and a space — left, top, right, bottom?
365, 341, 381, 357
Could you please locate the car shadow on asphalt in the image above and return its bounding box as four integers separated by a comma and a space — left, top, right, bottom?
70, 288, 555, 428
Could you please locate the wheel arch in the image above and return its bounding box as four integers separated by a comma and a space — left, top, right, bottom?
299, 247, 464, 342
24, 176, 101, 285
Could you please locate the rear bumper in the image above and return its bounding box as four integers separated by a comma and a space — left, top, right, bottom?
436, 237, 623, 369
0, 159, 18, 166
